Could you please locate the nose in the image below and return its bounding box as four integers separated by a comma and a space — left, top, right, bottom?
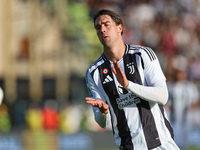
101, 25, 106, 33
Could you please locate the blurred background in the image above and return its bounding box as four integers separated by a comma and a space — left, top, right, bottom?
0, 0, 200, 150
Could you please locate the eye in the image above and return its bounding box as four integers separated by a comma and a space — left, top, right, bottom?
95, 25, 101, 30
105, 23, 110, 27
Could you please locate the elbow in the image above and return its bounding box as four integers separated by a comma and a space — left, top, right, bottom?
161, 90, 168, 105
154, 86, 168, 105
156, 83, 168, 105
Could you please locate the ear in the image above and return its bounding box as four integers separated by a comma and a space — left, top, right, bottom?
118, 24, 123, 34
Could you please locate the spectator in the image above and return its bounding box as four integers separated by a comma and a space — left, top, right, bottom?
166, 55, 200, 150
42, 100, 59, 132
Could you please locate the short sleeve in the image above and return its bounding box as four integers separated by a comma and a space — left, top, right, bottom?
141, 47, 166, 86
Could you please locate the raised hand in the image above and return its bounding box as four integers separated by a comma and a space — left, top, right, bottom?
112, 61, 129, 87
85, 97, 109, 114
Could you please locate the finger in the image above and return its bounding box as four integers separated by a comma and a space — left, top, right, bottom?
85, 97, 100, 106
113, 61, 118, 70
87, 101, 102, 108
113, 62, 120, 75
114, 62, 122, 74
112, 66, 117, 75
85, 97, 96, 101
85, 97, 95, 104
114, 61, 120, 69
86, 100, 97, 106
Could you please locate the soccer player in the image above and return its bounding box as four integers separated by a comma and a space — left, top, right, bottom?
85, 9, 180, 150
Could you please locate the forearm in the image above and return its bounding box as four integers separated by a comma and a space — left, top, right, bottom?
125, 80, 168, 105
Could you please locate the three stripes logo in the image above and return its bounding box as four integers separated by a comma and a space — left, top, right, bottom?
103, 75, 113, 84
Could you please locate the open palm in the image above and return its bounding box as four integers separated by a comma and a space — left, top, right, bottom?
112, 61, 129, 87
85, 97, 109, 114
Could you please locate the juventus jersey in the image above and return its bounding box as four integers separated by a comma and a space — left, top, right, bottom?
86, 44, 180, 150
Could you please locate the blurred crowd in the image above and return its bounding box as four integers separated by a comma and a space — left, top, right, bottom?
1, 0, 200, 149
0, 99, 105, 134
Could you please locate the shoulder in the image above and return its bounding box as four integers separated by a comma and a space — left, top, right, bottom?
127, 44, 157, 61
86, 54, 106, 85
86, 54, 105, 75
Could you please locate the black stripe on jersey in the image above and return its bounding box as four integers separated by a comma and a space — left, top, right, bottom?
158, 104, 175, 140
123, 53, 161, 149
92, 55, 103, 67
143, 47, 156, 61
126, 45, 145, 69
133, 52, 145, 70
125, 44, 129, 54
129, 44, 140, 51
99, 60, 134, 150
102, 54, 107, 62
148, 47, 156, 60
126, 44, 156, 61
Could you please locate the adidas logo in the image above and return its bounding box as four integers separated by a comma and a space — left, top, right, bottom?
103, 75, 113, 84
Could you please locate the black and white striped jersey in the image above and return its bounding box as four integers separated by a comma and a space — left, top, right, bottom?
86, 44, 180, 150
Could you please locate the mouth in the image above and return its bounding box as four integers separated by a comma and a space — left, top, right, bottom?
103, 35, 108, 39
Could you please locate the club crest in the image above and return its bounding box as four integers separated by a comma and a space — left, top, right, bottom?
127, 62, 135, 74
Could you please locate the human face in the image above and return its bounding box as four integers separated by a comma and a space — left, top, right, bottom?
94, 15, 122, 48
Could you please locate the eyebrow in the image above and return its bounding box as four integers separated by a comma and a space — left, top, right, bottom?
95, 21, 110, 29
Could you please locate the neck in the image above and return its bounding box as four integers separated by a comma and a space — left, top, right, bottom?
104, 42, 126, 62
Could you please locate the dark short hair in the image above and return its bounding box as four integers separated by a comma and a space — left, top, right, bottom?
93, 9, 123, 35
